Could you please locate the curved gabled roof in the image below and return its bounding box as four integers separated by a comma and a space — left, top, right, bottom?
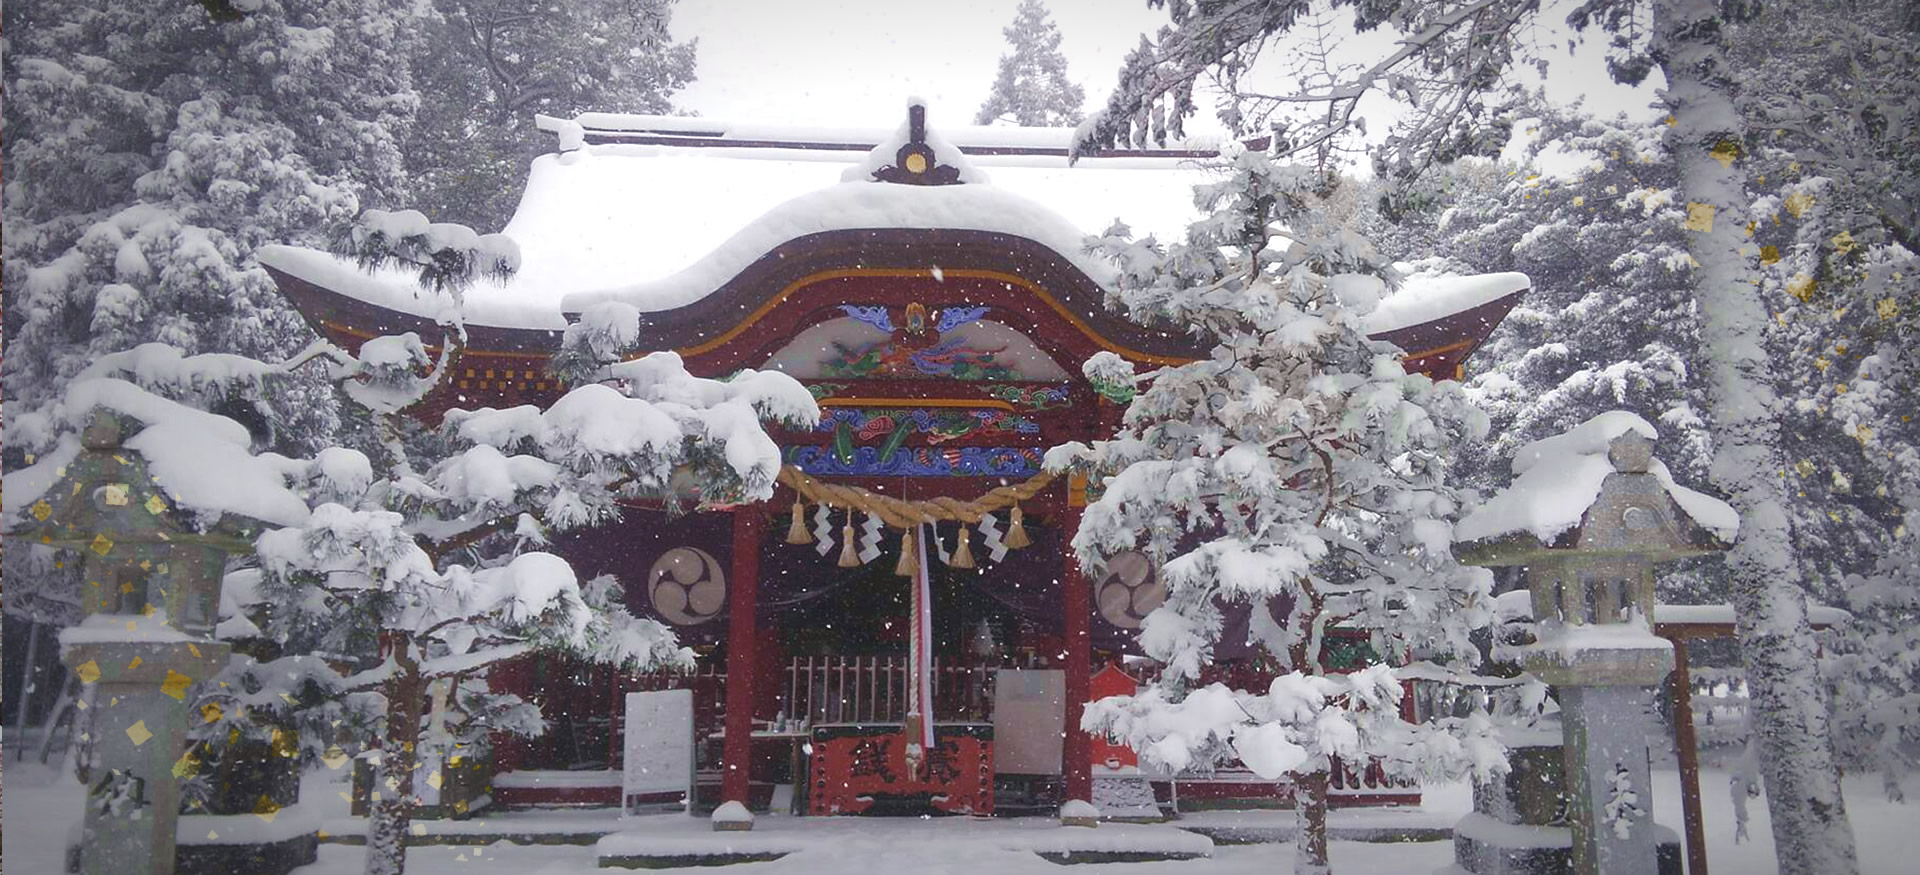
259, 112, 1219, 331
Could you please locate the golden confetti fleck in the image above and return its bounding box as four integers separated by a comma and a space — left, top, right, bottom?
386, 776, 400, 792
90, 533, 114, 556
1828, 511, 1843, 522
255, 796, 282, 823
321, 746, 351, 770
162, 670, 192, 701
1835, 383, 1848, 394
1789, 161, 1802, 174
457, 854, 469, 862
120, 582, 136, 594
189, 643, 202, 658
1784, 191, 1814, 218
1855, 425, 1873, 443
272, 728, 300, 758
126, 720, 153, 746
1710, 140, 1741, 168
1683, 203, 1715, 233
1877, 298, 1900, 320
208, 831, 221, 840
1572, 195, 1585, 206
76, 660, 102, 684
1794, 459, 1816, 478
318, 830, 330, 840
1788, 274, 1817, 301
1832, 230, 1857, 255
1760, 245, 1780, 265
127, 655, 143, 671
141, 603, 157, 617
1814, 357, 1831, 372
202, 702, 224, 723
146, 494, 167, 515
31, 500, 53, 521
1665, 115, 1676, 127
127, 620, 138, 632
412, 824, 427, 837
173, 750, 201, 779
339, 791, 354, 803
101, 484, 130, 506
427, 771, 444, 790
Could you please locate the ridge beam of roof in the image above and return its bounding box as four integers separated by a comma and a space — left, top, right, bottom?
535, 112, 1267, 160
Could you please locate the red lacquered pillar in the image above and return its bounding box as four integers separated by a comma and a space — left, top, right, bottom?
1060, 499, 1093, 804
721, 508, 764, 814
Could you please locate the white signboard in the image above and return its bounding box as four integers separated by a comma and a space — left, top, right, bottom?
622, 688, 694, 816
992, 669, 1064, 775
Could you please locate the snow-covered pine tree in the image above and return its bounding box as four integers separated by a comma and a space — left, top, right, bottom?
1050, 150, 1504, 875
405, 0, 698, 230
2, 0, 424, 428
1076, 3, 1888, 866
1361, 108, 1728, 602
972, 0, 1086, 127
1728, 0, 1920, 803
1618, 0, 1864, 867
4, 207, 818, 875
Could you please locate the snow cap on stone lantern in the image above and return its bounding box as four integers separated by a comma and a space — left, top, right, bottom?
1452, 411, 1737, 685
4, 408, 283, 637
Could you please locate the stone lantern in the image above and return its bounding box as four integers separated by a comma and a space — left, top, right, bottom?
1452, 413, 1737, 875
12, 410, 276, 875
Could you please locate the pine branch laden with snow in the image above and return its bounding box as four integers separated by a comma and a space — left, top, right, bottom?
1050, 149, 1500, 875
333, 208, 521, 316
1071, 0, 1537, 174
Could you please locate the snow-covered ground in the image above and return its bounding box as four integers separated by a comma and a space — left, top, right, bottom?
3, 758, 1909, 874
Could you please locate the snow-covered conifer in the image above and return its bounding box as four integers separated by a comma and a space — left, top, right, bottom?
973, 0, 1086, 127
404, 0, 698, 230
1052, 149, 1502, 875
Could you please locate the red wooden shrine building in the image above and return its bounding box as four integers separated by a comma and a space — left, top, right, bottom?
262, 104, 1528, 820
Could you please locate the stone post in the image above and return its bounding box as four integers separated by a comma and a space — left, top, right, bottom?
1455, 417, 1735, 875
64, 633, 230, 875
17, 410, 253, 875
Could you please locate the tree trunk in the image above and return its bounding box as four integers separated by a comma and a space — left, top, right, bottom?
1288, 598, 1332, 875
1293, 765, 1331, 875
1652, 1, 1859, 872
365, 641, 425, 875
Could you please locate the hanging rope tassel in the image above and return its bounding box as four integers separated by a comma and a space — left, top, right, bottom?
949, 524, 976, 569
895, 527, 919, 577
838, 509, 861, 568
786, 499, 811, 545
1005, 504, 1032, 550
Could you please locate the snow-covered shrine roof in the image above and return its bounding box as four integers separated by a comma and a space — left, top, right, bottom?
260, 106, 1527, 345
261, 109, 1230, 331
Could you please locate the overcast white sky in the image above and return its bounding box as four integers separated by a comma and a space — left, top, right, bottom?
670, 0, 1666, 146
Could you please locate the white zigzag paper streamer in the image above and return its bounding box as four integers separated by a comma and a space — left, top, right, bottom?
813, 503, 836, 557
858, 512, 885, 564
976, 512, 1009, 562
931, 523, 951, 564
